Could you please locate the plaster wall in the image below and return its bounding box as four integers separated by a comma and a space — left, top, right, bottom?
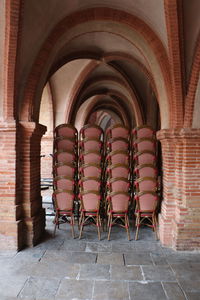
39, 84, 53, 133
57, 32, 147, 67
50, 59, 91, 126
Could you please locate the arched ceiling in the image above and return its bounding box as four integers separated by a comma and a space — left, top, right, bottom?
13, 1, 199, 131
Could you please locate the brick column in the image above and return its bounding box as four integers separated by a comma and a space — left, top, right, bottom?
0, 121, 24, 250
157, 129, 200, 250
19, 121, 47, 247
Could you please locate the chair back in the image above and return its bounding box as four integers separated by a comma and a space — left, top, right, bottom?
80, 190, 101, 211
80, 124, 103, 140
54, 150, 75, 164
108, 192, 129, 212
107, 124, 129, 139
54, 176, 74, 191
54, 124, 77, 139
54, 136, 76, 152
79, 177, 100, 191
132, 125, 155, 140
106, 150, 129, 166
134, 150, 156, 165
107, 138, 129, 152
79, 150, 101, 165
133, 138, 156, 153
54, 190, 74, 212
134, 164, 157, 178
107, 164, 129, 179
79, 163, 101, 178
135, 191, 158, 212
54, 162, 75, 177
107, 177, 129, 193
79, 138, 102, 152
135, 177, 157, 192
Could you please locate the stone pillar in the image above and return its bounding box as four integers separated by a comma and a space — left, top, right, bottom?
157, 129, 200, 250
0, 121, 23, 250
19, 121, 47, 247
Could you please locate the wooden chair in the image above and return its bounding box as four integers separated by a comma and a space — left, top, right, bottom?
79, 190, 102, 240
107, 191, 130, 241
134, 191, 158, 240
53, 189, 75, 238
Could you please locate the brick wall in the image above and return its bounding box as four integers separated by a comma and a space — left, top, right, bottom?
40, 133, 53, 179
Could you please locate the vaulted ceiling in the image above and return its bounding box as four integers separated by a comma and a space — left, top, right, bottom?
2, 0, 199, 130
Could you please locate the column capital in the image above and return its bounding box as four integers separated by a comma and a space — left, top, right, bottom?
19, 121, 47, 136
157, 128, 200, 141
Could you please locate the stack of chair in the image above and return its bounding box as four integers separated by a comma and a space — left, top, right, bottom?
52, 124, 78, 238
78, 124, 104, 240
105, 124, 131, 240
131, 125, 159, 240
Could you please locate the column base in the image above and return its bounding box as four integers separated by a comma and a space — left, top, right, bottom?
0, 220, 24, 251
25, 208, 46, 247
158, 214, 173, 247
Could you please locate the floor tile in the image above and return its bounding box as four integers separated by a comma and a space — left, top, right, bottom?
18, 276, 60, 298
67, 251, 97, 264
162, 282, 186, 300
42, 250, 97, 264
170, 263, 200, 281
0, 275, 28, 297
111, 242, 134, 253
86, 242, 112, 253
129, 282, 167, 300
142, 265, 176, 281
59, 240, 86, 252
57, 278, 94, 299
93, 280, 129, 300
79, 263, 110, 280
185, 291, 200, 300
97, 252, 124, 265
178, 279, 200, 292
150, 253, 169, 265
124, 252, 153, 265
111, 265, 143, 281
31, 260, 80, 279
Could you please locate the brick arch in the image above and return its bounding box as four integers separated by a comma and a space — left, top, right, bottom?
50, 52, 156, 129
74, 94, 130, 131
95, 110, 123, 126
69, 75, 143, 126
2, 0, 22, 120
20, 7, 172, 128
184, 33, 200, 127
72, 89, 141, 126
64, 55, 145, 127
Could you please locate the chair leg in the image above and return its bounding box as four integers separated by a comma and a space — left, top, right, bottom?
125, 214, 130, 241
79, 215, 84, 239
107, 213, 111, 231
97, 215, 101, 241
153, 215, 158, 240
107, 214, 112, 241
135, 214, 140, 240
71, 215, 75, 239
53, 213, 58, 237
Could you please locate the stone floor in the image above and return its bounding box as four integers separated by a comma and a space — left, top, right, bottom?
1, 216, 200, 300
